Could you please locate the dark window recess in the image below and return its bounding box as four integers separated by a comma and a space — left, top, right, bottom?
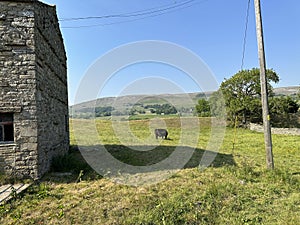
0, 113, 14, 142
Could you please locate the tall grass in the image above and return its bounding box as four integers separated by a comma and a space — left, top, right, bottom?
0, 117, 299, 224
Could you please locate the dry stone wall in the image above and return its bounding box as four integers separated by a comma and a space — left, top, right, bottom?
0, 0, 69, 179
249, 123, 300, 136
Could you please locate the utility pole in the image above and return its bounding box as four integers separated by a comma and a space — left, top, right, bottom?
254, 0, 274, 169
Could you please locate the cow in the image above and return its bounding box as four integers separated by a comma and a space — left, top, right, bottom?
155, 128, 168, 139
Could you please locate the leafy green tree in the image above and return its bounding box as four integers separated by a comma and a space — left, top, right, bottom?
208, 90, 227, 118
220, 68, 279, 125
129, 108, 137, 116
195, 99, 211, 117
270, 96, 298, 114
147, 103, 177, 115
269, 96, 299, 127
95, 106, 114, 117
150, 108, 156, 113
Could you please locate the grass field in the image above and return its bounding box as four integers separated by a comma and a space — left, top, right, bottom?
0, 117, 299, 224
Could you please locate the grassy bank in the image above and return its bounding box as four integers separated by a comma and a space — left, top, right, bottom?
0, 118, 299, 224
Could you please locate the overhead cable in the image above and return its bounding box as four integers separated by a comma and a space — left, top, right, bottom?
59, 0, 196, 22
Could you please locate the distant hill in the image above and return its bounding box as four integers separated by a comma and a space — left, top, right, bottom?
71, 92, 213, 112
273, 86, 299, 97
70, 86, 299, 118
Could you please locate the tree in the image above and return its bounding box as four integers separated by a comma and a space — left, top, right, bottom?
208, 90, 227, 118
95, 106, 114, 117
220, 68, 279, 125
195, 99, 211, 117
269, 96, 299, 127
146, 103, 177, 115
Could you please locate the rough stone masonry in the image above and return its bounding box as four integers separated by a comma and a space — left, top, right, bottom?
0, 0, 69, 179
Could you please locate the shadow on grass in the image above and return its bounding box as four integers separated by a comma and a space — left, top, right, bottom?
45, 144, 235, 184
43, 145, 102, 184
103, 144, 236, 169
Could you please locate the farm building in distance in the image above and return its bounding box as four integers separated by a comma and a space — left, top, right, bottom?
0, 0, 69, 179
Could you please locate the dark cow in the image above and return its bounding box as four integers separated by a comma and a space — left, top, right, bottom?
155, 129, 168, 139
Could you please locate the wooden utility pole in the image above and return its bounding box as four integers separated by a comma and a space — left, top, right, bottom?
254, 0, 274, 169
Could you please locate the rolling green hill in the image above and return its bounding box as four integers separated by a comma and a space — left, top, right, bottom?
70, 86, 299, 118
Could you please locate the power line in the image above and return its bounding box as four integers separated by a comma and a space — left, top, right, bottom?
59, 0, 196, 22
60, 0, 195, 21
60, 0, 209, 29
61, 10, 179, 29
241, 0, 251, 70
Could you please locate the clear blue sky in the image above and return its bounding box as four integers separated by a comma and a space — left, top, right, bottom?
41, 0, 300, 105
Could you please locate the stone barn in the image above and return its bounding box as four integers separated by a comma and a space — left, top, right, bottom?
0, 0, 69, 179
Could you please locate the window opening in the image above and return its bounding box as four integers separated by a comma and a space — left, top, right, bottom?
0, 113, 14, 142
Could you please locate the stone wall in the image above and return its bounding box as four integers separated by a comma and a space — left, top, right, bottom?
0, 0, 69, 179
249, 123, 300, 136
34, 2, 69, 178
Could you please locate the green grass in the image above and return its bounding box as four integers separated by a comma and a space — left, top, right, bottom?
128, 113, 180, 121
0, 117, 299, 224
